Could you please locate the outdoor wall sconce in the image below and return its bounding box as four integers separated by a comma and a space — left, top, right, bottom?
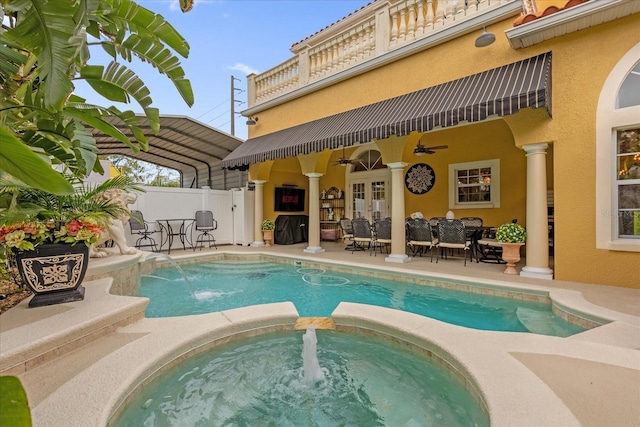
246, 116, 259, 125
475, 27, 496, 48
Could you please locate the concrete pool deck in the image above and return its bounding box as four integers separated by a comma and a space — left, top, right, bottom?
1, 243, 639, 426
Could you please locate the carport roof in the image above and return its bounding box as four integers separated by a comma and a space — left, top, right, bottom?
93, 115, 244, 180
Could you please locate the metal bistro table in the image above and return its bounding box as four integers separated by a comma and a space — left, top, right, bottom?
156, 218, 194, 254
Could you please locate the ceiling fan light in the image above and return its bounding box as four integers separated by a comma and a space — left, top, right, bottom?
414, 150, 425, 156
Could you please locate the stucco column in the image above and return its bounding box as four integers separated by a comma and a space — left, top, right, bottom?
386, 162, 410, 263
521, 144, 553, 280
304, 173, 325, 253
252, 180, 266, 247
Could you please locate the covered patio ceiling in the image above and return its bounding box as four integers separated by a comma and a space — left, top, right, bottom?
93, 115, 244, 187
222, 52, 552, 170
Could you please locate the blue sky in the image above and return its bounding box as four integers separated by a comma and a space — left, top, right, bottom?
76, 0, 368, 141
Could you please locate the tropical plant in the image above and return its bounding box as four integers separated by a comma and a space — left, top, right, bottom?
261, 219, 275, 230
0, 0, 193, 194
0, 175, 143, 251
495, 222, 526, 243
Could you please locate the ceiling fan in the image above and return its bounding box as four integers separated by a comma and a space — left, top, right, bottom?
414, 141, 448, 156
332, 145, 358, 166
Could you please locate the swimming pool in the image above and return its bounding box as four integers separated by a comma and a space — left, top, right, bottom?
140, 258, 586, 337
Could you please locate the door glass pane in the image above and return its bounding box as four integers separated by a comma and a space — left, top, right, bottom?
371, 181, 386, 221
352, 183, 365, 219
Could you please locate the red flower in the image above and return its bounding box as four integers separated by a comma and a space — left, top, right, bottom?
66, 219, 83, 236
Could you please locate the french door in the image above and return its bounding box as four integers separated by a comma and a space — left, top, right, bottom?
350, 177, 388, 222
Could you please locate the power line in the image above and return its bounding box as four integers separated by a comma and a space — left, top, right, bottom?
196, 98, 231, 120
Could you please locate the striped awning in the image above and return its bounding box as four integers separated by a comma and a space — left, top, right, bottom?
222, 52, 551, 170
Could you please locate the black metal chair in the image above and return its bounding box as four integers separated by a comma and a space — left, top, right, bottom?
436, 219, 470, 266
373, 217, 391, 256
406, 217, 436, 261
351, 217, 375, 255
193, 210, 218, 251
339, 218, 355, 250
128, 210, 159, 252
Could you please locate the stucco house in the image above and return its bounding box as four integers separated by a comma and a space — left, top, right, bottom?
222, 0, 640, 288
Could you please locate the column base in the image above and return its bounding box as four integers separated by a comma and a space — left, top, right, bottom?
304, 246, 325, 253
252, 241, 266, 247
520, 266, 554, 280
385, 254, 411, 263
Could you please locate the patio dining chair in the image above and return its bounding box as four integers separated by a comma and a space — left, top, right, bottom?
351, 217, 375, 255
372, 217, 392, 256
128, 210, 159, 252
339, 218, 355, 250
193, 210, 218, 251
435, 219, 471, 266
406, 217, 436, 261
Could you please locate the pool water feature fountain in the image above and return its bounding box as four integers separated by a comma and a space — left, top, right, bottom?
302, 326, 325, 385
110, 330, 489, 426
142, 252, 196, 298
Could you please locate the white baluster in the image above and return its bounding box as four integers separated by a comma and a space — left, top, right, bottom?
356, 27, 365, 60
349, 31, 358, 65
407, 3, 416, 40
454, 0, 466, 19
444, 0, 454, 22
363, 25, 372, 58
434, 0, 445, 26
398, 8, 407, 42
390, 10, 399, 45
477, 0, 489, 11
331, 42, 339, 73
425, 0, 434, 31
416, 0, 425, 36
321, 48, 329, 76
336, 38, 345, 69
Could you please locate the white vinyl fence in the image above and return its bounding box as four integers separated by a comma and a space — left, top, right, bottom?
124, 186, 251, 250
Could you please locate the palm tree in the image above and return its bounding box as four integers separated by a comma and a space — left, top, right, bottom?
0, 0, 193, 194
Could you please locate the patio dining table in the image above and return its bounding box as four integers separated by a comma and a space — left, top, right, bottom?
465, 225, 495, 263
156, 218, 194, 254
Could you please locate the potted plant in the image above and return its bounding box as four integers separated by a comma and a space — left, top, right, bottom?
495, 222, 526, 275
0, 176, 140, 307
261, 219, 275, 247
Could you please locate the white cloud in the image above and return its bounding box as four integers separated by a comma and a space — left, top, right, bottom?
228, 63, 259, 76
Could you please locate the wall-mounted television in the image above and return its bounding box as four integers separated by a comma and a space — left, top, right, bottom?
275, 187, 305, 212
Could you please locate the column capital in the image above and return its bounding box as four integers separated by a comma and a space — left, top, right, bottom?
387, 162, 408, 170
523, 143, 549, 155
305, 172, 323, 179
252, 180, 266, 185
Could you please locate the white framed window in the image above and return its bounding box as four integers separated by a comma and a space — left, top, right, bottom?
448, 159, 500, 209
596, 42, 640, 252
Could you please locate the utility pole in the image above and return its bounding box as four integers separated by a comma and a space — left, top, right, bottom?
230, 76, 243, 136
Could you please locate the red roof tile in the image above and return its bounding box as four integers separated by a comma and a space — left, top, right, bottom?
291, 1, 375, 48
514, 0, 589, 27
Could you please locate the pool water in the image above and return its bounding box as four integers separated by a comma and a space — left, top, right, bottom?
111, 330, 489, 427
140, 260, 586, 337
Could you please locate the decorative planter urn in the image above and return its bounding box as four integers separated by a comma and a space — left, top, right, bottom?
10, 243, 89, 307
262, 230, 273, 247
500, 243, 524, 275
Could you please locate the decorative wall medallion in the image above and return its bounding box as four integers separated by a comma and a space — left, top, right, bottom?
405, 163, 436, 194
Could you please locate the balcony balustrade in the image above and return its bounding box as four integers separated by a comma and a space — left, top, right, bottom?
247, 0, 517, 108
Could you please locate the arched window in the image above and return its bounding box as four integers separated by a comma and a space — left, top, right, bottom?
351, 150, 386, 172
596, 44, 640, 251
